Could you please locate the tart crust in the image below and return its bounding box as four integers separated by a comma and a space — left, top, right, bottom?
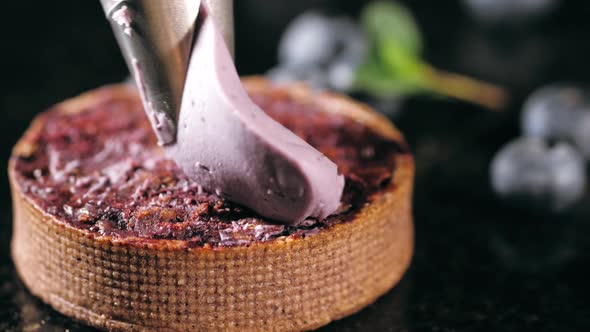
10, 78, 414, 331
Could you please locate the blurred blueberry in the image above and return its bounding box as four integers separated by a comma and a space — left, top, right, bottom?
278, 12, 339, 67
521, 84, 586, 139
266, 66, 300, 84
548, 143, 586, 209
491, 137, 585, 211
266, 64, 329, 90
327, 61, 356, 91
276, 12, 367, 92
492, 137, 551, 201
326, 18, 368, 91
463, 0, 559, 24
571, 111, 590, 159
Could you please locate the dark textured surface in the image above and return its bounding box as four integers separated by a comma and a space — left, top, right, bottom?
11, 86, 399, 244
1, 1, 590, 331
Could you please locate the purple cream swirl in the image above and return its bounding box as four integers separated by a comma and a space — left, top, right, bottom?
163, 9, 344, 224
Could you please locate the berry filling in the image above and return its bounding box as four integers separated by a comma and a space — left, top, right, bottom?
13, 88, 406, 246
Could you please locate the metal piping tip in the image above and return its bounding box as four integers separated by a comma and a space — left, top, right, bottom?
99, 0, 234, 145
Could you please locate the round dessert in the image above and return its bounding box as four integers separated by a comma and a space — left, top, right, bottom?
9, 78, 414, 331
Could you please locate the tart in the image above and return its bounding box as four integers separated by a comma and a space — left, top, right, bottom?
9, 77, 414, 331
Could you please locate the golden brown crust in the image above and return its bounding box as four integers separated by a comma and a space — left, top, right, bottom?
10, 79, 414, 331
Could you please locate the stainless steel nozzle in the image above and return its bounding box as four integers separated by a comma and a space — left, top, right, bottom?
99, 0, 234, 145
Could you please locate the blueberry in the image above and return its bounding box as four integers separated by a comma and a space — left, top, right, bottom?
266, 66, 300, 84
278, 12, 339, 67
571, 111, 590, 158
548, 143, 586, 209
491, 137, 585, 211
326, 18, 368, 91
463, 0, 559, 24
277, 12, 367, 92
492, 137, 551, 200
521, 84, 590, 160
327, 61, 356, 91
266, 64, 329, 90
521, 84, 586, 139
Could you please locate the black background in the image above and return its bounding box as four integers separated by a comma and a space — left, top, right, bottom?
1, 0, 590, 331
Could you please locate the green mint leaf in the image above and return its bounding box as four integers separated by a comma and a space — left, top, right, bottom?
354, 1, 429, 97
361, 1, 422, 56
378, 39, 426, 83
354, 1, 507, 108
354, 55, 425, 97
